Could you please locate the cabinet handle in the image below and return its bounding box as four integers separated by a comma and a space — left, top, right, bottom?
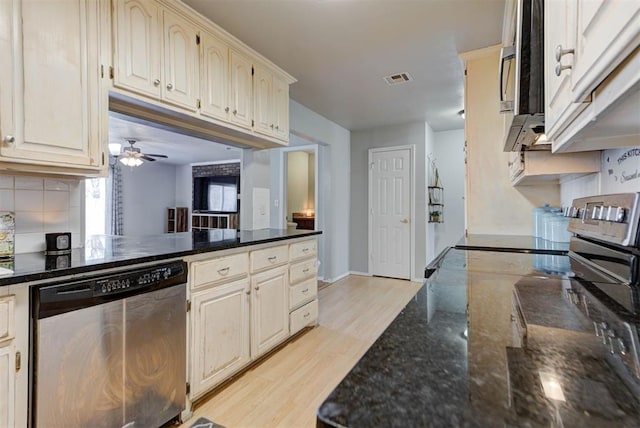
268, 256, 277, 262
245, 290, 251, 295
15, 351, 21, 372
255, 286, 260, 291
225, 107, 230, 113
233, 109, 238, 115
302, 248, 309, 253
303, 268, 310, 273
302, 288, 309, 293
153, 79, 160, 86
275, 125, 279, 130
218, 267, 230, 275
554, 44, 575, 62
167, 83, 173, 90
3, 135, 15, 144
303, 312, 310, 318
555, 63, 572, 76
270, 124, 274, 129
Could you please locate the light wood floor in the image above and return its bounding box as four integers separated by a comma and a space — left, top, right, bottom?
182, 275, 421, 428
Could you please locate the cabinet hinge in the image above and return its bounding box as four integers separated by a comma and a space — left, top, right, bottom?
15, 351, 21, 372
464, 68, 467, 76
100, 65, 104, 79
102, 152, 105, 166
196, 34, 200, 45
109, 66, 114, 79
186, 300, 191, 312
186, 382, 190, 395
197, 99, 201, 109
251, 119, 254, 127
251, 66, 254, 76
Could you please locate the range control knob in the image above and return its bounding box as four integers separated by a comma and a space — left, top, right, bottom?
613, 207, 626, 223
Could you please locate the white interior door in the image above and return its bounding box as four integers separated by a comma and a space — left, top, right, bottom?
370, 148, 411, 279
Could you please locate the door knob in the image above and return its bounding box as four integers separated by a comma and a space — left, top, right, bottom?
3, 135, 15, 144
401, 218, 409, 224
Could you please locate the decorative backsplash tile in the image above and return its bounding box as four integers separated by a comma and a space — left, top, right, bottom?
0, 174, 83, 254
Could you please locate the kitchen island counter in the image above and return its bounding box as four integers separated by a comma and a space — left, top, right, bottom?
0, 229, 321, 286
317, 248, 640, 427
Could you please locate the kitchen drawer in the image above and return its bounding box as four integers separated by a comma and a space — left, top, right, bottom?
289, 258, 317, 284
289, 277, 317, 310
0, 295, 15, 346
250, 245, 288, 273
290, 239, 317, 262
289, 299, 318, 336
191, 252, 249, 289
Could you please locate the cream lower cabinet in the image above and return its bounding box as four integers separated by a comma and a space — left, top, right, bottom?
190, 277, 250, 399
288, 238, 319, 335
0, 293, 16, 428
0, 0, 108, 175
250, 265, 289, 358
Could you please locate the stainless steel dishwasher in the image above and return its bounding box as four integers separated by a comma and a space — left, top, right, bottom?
32, 261, 187, 428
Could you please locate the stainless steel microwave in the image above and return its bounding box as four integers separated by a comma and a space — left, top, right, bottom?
500, 0, 546, 152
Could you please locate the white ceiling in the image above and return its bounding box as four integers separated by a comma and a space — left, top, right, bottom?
109, 113, 242, 165
183, 0, 505, 132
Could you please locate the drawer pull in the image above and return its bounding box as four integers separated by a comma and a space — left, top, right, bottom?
303, 268, 310, 273
302, 248, 309, 253
268, 256, 277, 262
217, 267, 230, 275
303, 312, 310, 318
302, 288, 309, 293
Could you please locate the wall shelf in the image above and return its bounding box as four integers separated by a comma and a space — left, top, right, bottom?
167, 207, 189, 233
428, 187, 444, 223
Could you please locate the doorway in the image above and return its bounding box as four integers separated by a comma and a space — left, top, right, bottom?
368, 146, 414, 280
285, 150, 316, 230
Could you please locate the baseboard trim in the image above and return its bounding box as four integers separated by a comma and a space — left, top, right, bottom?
326, 271, 350, 283
349, 270, 372, 277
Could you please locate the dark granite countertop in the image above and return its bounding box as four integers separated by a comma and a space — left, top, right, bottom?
318, 249, 640, 427
456, 234, 570, 254
0, 229, 321, 287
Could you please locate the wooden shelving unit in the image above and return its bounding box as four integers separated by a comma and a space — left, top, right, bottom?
192, 213, 239, 230
167, 207, 189, 233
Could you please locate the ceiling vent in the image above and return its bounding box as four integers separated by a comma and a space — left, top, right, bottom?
383, 72, 413, 86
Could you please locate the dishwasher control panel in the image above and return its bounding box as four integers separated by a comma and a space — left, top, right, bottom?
93, 263, 184, 297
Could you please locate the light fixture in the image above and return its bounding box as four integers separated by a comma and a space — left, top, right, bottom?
458, 109, 465, 119
108, 143, 122, 156
119, 156, 143, 167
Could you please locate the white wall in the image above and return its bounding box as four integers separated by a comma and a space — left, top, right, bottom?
433, 129, 465, 257
350, 121, 426, 281
120, 163, 177, 235
241, 148, 271, 230
290, 100, 350, 283
0, 175, 83, 253
425, 123, 436, 264
560, 146, 640, 205
175, 164, 193, 229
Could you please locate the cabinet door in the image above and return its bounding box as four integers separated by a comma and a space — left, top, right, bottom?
253, 64, 274, 137
162, 8, 199, 111
0, 0, 105, 169
273, 75, 290, 142
251, 265, 289, 358
0, 345, 15, 428
544, 0, 588, 140
571, 0, 640, 102
113, 0, 161, 99
190, 279, 250, 398
229, 49, 253, 129
200, 32, 229, 121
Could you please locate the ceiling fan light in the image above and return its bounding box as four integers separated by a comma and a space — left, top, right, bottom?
119, 156, 143, 167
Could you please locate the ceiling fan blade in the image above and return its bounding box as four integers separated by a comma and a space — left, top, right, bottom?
144, 153, 168, 158
140, 155, 157, 162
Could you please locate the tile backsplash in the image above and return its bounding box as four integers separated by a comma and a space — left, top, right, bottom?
0, 175, 83, 254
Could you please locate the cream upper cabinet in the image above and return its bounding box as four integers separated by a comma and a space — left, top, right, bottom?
113, 0, 161, 99
273, 75, 290, 141
545, 0, 640, 149
250, 265, 289, 358
253, 65, 290, 142
229, 49, 254, 130
200, 31, 230, 121
0, 0, 107, 173
162, 7, 199, 111
545, 0, 586, 139
190, 278, 250, 399
571, 0, 640, 103
253, 64, 274, 137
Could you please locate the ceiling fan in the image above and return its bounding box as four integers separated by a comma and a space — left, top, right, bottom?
114, 139, 168, 167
